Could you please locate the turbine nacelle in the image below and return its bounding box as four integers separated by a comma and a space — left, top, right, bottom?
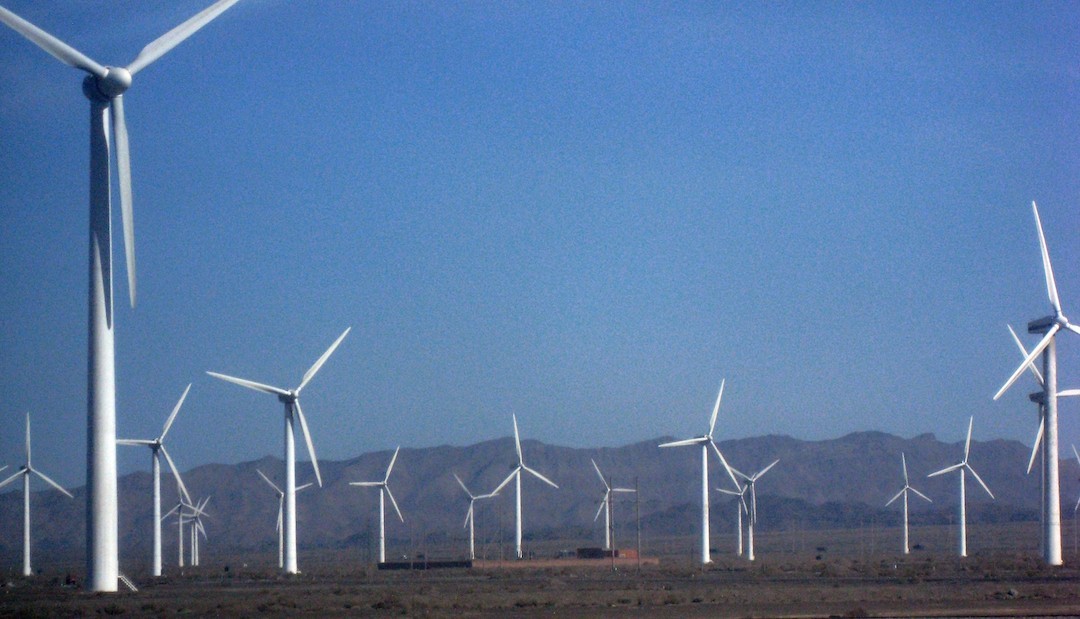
82, 67, 132, 101
277, 391, 299, 404
1028, 315, 1058, 335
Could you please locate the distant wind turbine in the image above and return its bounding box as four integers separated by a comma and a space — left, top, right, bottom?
492, 415, 559, 560
732, 459, 778, 562
117, 384, 193, 577
590, 459, 635, 551
350, 447, 404, 564
716, 483, 749, 556
453, 473, 499, 561
188, 497, 210, 567
994, 201, 1080, 566
0, 414, 74, 576
659, 380, 741, 564
886, 453, 931, 555
0, 0, 242, 591
257, 470, 313, 569
207, 326, 350, 574
928, 417, 994, 557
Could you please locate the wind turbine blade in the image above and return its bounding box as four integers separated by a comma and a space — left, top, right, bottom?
276, 502, 283, 532
1074, 444, 1080, 468
755, 459, 780, 480
453, 473, 473, 498
1007, 324, 1044, 386
591, 459, 609, 489
0, 470, 25, 490
886, 488, 905, 507
0, 6, 107, 76
384, 446, 400, 482
658, 437, 706, 448
116, 439, 154, 446
464, 503, 473, 529
910, 487, 932, 503
964, 417, 974, 461
709, 441, 742, 491
612, 487, 635, 493
594, 499, 606, 522
296, 482, 314, 493
995, 326, 1059, 400
928, 462, 964, 477
159, 445, 191, 505
965, 464, 995, 499
1027, 418, 1044, 475
33, 469, 73, 498
492, 469, 518, 496
293, 400, 322, 487
1031, 201, 1062, 314
384, 487, 404, 522
111, 95, 137, 308
523, 465, 559, 489
162, 502, 181, 520
1067, 324, 1080, 337
25, 413, 31, 466
1060, 389, 1080, 398
716, 488, 741, 496
297, 327, 351, 393
708, 379, 725, 439
126, 0, 242, 75
206, 371, 290, 397
512, 415, 522, 464
257, 469, 282, 495
160, 383, 192, 441
902, 453, 909, 485
349, 481, 381, 487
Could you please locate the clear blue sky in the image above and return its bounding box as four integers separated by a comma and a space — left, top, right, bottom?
0, 1, 1077, 489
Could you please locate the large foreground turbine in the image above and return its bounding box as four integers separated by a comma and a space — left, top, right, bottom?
117, 384, 193, 577
0, 0, 242, 591
994, 202, 1080, 566
207, 326, 350, 574
659, 380, 740, 564
928, 417, 994, 557
0, 414, 74, 576
492, 415, 558, 560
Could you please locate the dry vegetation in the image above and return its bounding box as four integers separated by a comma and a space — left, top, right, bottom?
4, 523, 1080, 617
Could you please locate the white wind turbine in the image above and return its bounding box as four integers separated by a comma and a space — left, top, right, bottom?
994, 201, 1080, 566
732, 459, 778, 562
0, 414, 74, 576
188, 497, 210, 567
659, 380, 741, 564
117, 384, 193, 577
928, 417, 994, 557
492, 415, 559, 560
886, 453, 932, 555
590, 459, 635, 551
1005, 324, 1080, 556
350, 447, 404, 564
453, 473, 499, 561
0, 0, 242, 591
716, 483, 749, 556
207, 326, 350, 574
162, 492, 194, 568
257, 470, 313, 569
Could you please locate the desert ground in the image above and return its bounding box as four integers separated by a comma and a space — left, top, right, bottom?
4, 522, 1080, 617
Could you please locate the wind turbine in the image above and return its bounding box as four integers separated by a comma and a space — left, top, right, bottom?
928, 417, 994, 557
0, 0, 242, 591
116, 384, 193, 577
590, 459, 635, 551
994, 201, 1080, 566
453, 473, 499, 561
162, 492, 194, 568
886, 453, 932, 555
0, 413, 74, 576
187, 497, 210, 567
716, 483, 748, 556
349, 447, 404, 564
257, 469, 312, 569
207, 326, 350, 574
732, 459, 778, 562
658, 380, 740, 564
492, 415, 559, 560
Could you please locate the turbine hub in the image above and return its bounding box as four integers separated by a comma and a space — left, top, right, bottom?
82, 67, 132, 101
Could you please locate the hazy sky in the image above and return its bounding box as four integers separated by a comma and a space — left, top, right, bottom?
0, 1, 1077, 489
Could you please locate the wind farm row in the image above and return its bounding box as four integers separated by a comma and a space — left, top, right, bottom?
0, 0, 1076, 597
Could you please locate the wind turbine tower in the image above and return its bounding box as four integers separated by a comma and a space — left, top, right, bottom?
208, 326, 350, 574
0, 0, 242, 591
995, 202, 1080, 566
659, 380, 741, 564
0, 414, 74, 576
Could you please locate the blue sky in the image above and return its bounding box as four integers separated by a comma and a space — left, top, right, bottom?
0, 1, 1077, 489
